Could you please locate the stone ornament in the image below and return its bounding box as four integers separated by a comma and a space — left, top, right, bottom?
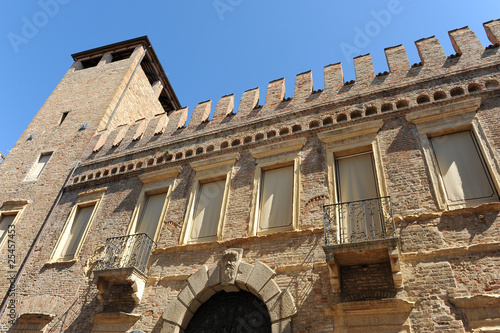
221, 248, 242, 286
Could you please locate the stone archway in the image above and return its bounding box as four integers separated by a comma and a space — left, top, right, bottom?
163, 249, 296, 333
185, 290, 272, 332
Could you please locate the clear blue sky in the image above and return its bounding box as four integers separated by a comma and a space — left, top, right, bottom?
1, 1, 499, 156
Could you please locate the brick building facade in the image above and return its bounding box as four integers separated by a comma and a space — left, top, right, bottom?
0, 20, 500, 332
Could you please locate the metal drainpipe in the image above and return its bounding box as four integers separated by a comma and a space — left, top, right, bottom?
0, 161, 80, 319
104, 46, 149, 130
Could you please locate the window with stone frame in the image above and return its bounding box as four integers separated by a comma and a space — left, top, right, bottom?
335, 151, 384, 242
0, 201, 27, 250
318, 119, 389, 243
130, 166, 181, 243
50, 188, 105, 262
180, 154, 238, 244
189, 179, 226, 241
0, 214, 17, 251
407, 97, 500, 210
26, 152, 52, 180
248, 138, 305, 236
52, 203, 97, 261
428, 130, 498, 208
130, 191, 168, 241
258, 164, 294, 232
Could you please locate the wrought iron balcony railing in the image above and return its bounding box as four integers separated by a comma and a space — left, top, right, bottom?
323, 196, 396, 245
95, 233, 155, 275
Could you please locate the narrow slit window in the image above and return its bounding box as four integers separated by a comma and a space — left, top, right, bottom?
59, 111, 69, 125
259, 166, 294, 231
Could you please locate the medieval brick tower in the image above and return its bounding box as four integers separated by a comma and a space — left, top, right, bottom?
1, 20, 500, 332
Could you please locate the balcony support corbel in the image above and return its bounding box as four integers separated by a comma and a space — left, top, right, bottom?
389, 245, 403, 289
327, 259, 341, 293
128, 272, 146, 303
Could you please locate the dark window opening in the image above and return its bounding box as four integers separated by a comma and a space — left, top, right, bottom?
59, 112, 69, 125
80, 57, 101, 69
111, 49, 134, 62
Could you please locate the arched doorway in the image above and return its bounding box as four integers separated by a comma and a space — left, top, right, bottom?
185, 290, 272, 333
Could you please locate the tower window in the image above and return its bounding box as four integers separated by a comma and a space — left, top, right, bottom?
26, 152, 52, 180
80, 57, 101, 69
59, 112, 69, 125
111, 49, 134, 62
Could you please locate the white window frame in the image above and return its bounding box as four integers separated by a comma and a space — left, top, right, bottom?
50, 188, 106, 263
0, 201, 28, 250
128, 167, 181, 243
407, 97, 500, 210
248, 138, 306, 236
179, 153, 239, 244
25, 151, 53, 181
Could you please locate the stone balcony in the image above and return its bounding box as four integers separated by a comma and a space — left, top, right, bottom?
322, 197, 402, 297
93, 233, 155, 304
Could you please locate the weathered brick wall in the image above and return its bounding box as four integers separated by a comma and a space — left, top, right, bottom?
340, 263, 395, 300
106, 64, 165, 129
1, 22, 500, 333
0, 49, 144, 303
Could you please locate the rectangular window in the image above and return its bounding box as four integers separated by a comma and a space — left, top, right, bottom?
54, 204, 96, 261
180, 154, 237, 244
259, 165, 294, 231
0, 213, 17, 247
28, 152, 52, 180
190, 180, 225, 240
429, 131, 498, 207
336, 152, 379, 203
133, 192, 167, 240
335, 152, 383, 242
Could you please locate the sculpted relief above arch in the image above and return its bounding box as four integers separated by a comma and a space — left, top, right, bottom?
162, 248, 296, 333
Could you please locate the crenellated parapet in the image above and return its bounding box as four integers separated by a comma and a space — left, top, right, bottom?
83, 20, 500, 176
